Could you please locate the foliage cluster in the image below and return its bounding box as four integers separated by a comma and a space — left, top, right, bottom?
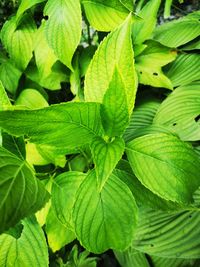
0, 0, 200, 266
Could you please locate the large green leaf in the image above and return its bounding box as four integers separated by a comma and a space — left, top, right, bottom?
1, 14, 36, 71
114, 247, 150, 267
52, 172, 86, 228
0, 102, 103, 154
133, 208, 200, 258
0, 147, 50, 233
132, 0, 161, 44
73, 170, 138, 253
85, 14, 137, 115
0, 81, 11, 110
154, 82, 200, 141
82, 0, 129, 31
153, 14, 200, 48
0, 216, 48, 267
135, 40, 176, 89
164, 53, 200, 87
119, 0, 134, 11
101, 67, 129, 137
91, 136, 124, 190
126, 133, 200, 203
44, 0, 82, 70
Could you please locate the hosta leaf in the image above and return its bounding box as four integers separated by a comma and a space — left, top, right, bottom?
182, 38, 200, 50
85, 14, 137, 115
82, 0, 129, 31
133, 208, 200, 258
1, 14, 36, 71
0, 60, 22, 94
154, 82, 200, 141
153, 15, 200, 48
91, 136, 125, 190
151, 255, 200, 267
123, 96, 161, 142
0, 147, 50, 233
73, 170, 138, 253
52, 172, 86, 228
16, 0, 46, 23
126, 133, 200, 203
46, 208, 75, 252
101, 67, 129, 137
135, 40, 176, 89
44, 0, 82, 70
132, 0, 161, 44
0, 216, 48, 267
0, 102, 103, 154
164, 53, 200, 87
114, 247, 150, 267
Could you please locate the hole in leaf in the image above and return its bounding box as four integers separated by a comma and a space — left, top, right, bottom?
194, 114, 200, 122
43, 15, 49, 20
153, 72, 158, 76
189, 215, 192, 218
150, 244, 154, 247
140, 71, 142, 74
173, 123, 177, 126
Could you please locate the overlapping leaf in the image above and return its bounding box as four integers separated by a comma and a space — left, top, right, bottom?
126, 133, 200, 203
0, 102, 103, 154
44, 0, 82, 70
0, 217, 48, 267
91, 136, 125, 190
73, 170, 138, 253
0, 147, 50, 233
82, 0, 130, 31
154, 82, 200, 141
85, 14, 137, 115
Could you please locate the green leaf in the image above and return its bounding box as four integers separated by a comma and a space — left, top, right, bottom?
0, 81, 11, 110
151, 255, 200, 267
119, 0, 134, 11
0, 147, 50, 233
44, 0, 82, 70
15, 89, 49, 109
132, 0, 161, 44
114, 247, 150, 267
45, 208, 75, 252
52, 172, 86, 228
133, 208, 200, 258
73, 170, 138, 253
2, 133, 25, 160
0, 59, 22, 94
154, 82, 200, 141
115, 167, 185, 211
85, 14, 137, 115
91, 136, 125, 190
101, 67, 129, 137
123, 95, 161, 143
0, 216, 49, 267
82, 0, 129, 31
1, 14, 36, 71
135, 40, 176, 89
16, 0, 46, 23
0, 102, 103, 154
164, 53, 200, 87
153, 15, 200, 48
126, 133, 200, 203
32, 20, 69, 90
